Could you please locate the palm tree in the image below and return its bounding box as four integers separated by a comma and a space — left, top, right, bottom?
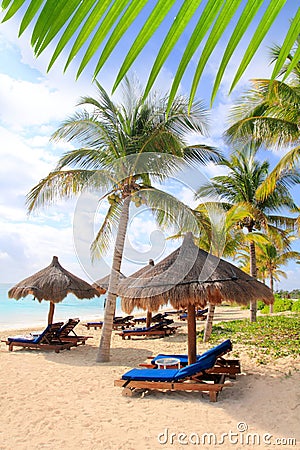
237, 237, 300, 312
196, 145, 300, 321
195, 202, 263, 340
169, 202, 269, 339
27, 77, 221, 362
1, 1, 299, 106
225, 39, 300, 198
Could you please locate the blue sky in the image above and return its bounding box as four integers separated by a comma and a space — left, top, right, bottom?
0, 1, 299, 291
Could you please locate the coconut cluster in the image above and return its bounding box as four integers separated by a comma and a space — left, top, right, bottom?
107, 179, 147, 207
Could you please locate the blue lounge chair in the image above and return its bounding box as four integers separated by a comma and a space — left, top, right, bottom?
132, 313, 169, 325
117, 321, 178, 340
58, 318, 92, 345
2, 322, 73, 353
151, 339, 232, 364
179, 308, 208, 321
146, 339, 240, 376
114, 353, 234, 402
83, 321, 103, 330
83, 316, 135, 330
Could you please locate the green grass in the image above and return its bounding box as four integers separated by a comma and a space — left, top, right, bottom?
291, 299, 300, 312
260, 298, 294, 314
198, 314, 300, 363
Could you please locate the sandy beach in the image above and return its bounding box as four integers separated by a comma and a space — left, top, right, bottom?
0, 307, 299, 450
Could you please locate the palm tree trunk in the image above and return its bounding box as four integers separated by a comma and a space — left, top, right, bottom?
96, 196, 131, 362
269, 271, 274, 313
203, 303, 215, 342
249, 238, 257, 322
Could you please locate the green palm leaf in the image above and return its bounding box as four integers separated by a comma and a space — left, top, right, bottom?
26, 169, 97, 213
211, 0, 264, 103
272, 7, 300, 83
91, 199, 123, 260
1, 0, 296, 104
140, 186, 200, 236
230, 0, 287, 93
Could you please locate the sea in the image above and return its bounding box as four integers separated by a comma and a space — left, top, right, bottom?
0, 283, 125, 331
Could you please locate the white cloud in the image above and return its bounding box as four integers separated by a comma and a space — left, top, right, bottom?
0, 220, 77, 283
0, 73, 76, 129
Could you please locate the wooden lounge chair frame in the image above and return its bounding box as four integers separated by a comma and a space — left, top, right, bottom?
58, 318, 92, 346
115, 346, 238, 401
83, 322, 103, 330
142, 340, 241, 378
179, 308, 208, 321
114, 373, 233, 402
2, 322, 74, 353
140, 358, 240, 378
117, 323, 178, 340
83, 316, 135, 331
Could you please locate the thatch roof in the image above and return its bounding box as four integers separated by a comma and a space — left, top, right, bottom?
92, 271, 126, 294
9, 256, 100, 303
118, 233, 274, 313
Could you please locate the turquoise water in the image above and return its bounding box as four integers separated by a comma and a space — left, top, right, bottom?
0, 283, 124, 331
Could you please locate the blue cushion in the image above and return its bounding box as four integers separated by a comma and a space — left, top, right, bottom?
122, 353, 217, 382
173, 353, 216, 380
122, 327, 146, 333
87, 322, 103, 325
151, 339, 232, 365
122, 368, 179, 382
7, 335, 40, 343
123, 323, 162, 333
7, 323, 63, 344
201, 339, 232, 358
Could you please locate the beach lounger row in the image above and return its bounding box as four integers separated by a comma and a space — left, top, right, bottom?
1, 318, 91, 352
83, 315, 135, 330
83, 312, 173, 329
114, 340, 239, 402
132, 312, 169, 324
117, 320, 179, 339
179, 308, 208, 321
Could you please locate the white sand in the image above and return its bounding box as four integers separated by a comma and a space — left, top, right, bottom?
0, 307, 299, 450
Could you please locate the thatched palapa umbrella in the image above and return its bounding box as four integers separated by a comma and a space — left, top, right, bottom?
9, 256, 100, 324
119, 259, 155, 327
92, 271, 126, 295
118, 233, 274, 364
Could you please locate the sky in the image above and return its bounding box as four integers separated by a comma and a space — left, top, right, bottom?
0, 1, 299, 291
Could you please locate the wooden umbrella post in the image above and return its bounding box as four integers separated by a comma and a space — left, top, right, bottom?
48, 302, 55, 324
187, 304, 197, 365
146, 310, 152, 328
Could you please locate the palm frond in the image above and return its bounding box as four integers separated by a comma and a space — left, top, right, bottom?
256, 146, 300, 200
55, 148, 118, 171
26, 169, 97, 213
90, 199, 124, 260
1, 1, 296, 105
140, 186, 200, 236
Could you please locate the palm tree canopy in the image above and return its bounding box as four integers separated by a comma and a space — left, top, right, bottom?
237, 238, 300, 285
27, 78, 219, 259
225, 38, 300, 198
197, 146, 300, 224
118, 232, 274, 313
1, 1, 299, 106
